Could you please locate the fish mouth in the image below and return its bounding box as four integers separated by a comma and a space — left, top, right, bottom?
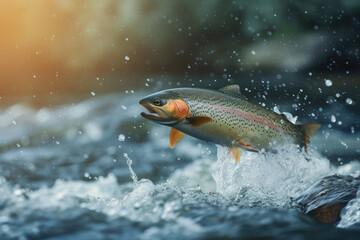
140, 101, 179, 125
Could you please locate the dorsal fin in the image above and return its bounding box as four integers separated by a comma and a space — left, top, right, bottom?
219, 84, 241, 94
219, 85, 247, 100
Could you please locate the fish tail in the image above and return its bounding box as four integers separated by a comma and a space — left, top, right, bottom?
301, 123, 321, 153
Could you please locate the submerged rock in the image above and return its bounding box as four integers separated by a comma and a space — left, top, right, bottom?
297, 175, 360, 224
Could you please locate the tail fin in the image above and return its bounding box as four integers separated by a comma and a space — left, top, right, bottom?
301, 123, 321, 152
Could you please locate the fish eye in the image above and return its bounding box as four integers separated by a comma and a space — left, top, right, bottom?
154, 98, 162, 106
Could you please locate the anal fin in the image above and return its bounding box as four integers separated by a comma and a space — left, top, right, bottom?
229, 147, 241, 162
170, 128, 185, 148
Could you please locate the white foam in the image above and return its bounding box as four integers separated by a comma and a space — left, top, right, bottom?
215, 145, 336, 207
170, 144, 337, 208
169, 143, 360, 227
338, 188, 360, 228
1, 97, 359, 232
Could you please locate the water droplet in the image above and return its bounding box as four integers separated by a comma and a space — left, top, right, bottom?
118, 134, 126, 142
91, 92, 95, 96
325, 79, 333, 87
346, 98, 353, 105
331, 115, 336, 123
251, 50, 256, 55
124, 56, 130, 61
124, 153, 138, 184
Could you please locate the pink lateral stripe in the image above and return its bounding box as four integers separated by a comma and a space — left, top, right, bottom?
204, 103, 291, 135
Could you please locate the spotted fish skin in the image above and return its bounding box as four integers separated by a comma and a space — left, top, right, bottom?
175, 88, 303, 149
139, 85, 320, 152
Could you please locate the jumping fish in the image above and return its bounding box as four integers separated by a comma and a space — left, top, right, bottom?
139, 85, 320, 162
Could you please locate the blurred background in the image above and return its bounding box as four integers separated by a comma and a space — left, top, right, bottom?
1, 1, 360, 239
1, 0, 359, 101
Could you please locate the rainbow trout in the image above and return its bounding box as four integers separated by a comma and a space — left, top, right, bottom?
139, 85, 320, 162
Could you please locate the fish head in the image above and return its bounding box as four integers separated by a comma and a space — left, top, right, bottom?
139, 90, 189, 126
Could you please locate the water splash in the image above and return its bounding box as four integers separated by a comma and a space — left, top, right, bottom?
214, 144, 333, 208
124, 153, 138, 184
338, 184, 360, 228
172, 110, 333, 208
1, 94, 360, 239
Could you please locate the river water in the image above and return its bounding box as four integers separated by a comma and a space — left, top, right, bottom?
0, 82, 360, 239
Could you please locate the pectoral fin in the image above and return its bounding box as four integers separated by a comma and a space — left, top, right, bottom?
187, 116, 212, 127
170, 128, 185, 148
237, 140, 260, 152
229, 147, 241, 162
